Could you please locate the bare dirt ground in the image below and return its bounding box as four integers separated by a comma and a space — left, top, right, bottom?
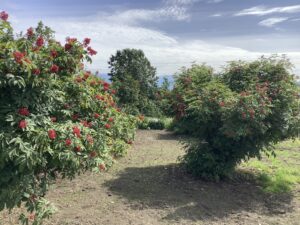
1, 130, 300, 225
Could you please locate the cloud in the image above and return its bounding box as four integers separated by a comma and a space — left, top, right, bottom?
258, 17, 289, 27
105, 7, 190, 24
207, 0, 224, 3
164, 0, 200, 5
102, 0, 202, 24
9, 11, 300, 76
211, 13, 222, 17
235, 4, 300, 16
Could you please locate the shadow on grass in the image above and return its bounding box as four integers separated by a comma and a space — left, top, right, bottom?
103, 164, 294, 223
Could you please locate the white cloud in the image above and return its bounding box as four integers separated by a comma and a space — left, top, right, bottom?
235, 4, 300, 16
258, 17, 289, 27
105, 6, 190, 24
10, 13, 300, 76
211, 13, 222, 17
100, 0, 201, 25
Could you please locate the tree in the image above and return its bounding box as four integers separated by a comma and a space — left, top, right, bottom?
108, 49, 160, 116
161, 77, 171, 91
0, 13, 136, 224
176, 57, 300, 179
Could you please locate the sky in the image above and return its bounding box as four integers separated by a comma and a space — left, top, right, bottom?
1, 0, 300, 76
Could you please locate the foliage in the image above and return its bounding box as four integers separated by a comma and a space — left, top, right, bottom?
0, 14, 136, 224
177, 57, 300, 179
138, 116, 172, 130
155, 77, 175, 117
108, 49, 161, 116
168, 64, 214, 133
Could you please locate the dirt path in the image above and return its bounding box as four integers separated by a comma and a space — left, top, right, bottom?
2, 130, 300, 224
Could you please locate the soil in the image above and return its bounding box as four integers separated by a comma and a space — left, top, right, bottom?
1, 130, 300, 225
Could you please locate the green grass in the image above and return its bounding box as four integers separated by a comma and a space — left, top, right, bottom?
138, 117, 173, 130
241, 139, 300, 193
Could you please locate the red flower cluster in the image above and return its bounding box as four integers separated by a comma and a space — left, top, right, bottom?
90, 80, 96, 86
0, 11, 8, 21
72, 114, 79, 120
83, 38, 91, 47
18, 107, 30, 116
65, 37, 77, 51
103, 82, 110, 91
19, 120, 27, 129
73, 126, 81, 138
83, 71, 90, 80
65, 43, 72, 51
86, 135, 93, 144
94, 113, 100, 119
105, 124, 111, 129
48, 129, 57, 140
108, 117, 114, 123
28, 213, 35, 221
36, 36, 44, 47
50, 64, 59, 73
27, 27, 34, 37
75, 77, 83, 83
65, 138, 72, 146
95, 95, 104, 101
32, 68, 41, 75
87, 47, 97, 56
13, 51, 25, 64
81, 120, 92, 128
99, 163, 106, 171
90, 151, 97, 158
248, 109, 255, 119
50, 50, 58, 58
74, 146, 81, 152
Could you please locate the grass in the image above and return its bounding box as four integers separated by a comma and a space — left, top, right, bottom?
138, 117, 173, 130
240, 139, 300, 193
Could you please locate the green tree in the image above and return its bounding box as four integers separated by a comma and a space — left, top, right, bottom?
0, 14, 136, 224
108, 49, 160, 116
176, 57, 300, 179
161, 77, 171, 91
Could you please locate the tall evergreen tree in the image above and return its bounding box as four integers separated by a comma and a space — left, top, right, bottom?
108, 49, 160, 115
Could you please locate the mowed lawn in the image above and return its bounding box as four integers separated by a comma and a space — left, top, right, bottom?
1, 130, 300, 225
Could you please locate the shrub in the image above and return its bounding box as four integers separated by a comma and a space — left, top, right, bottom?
170, 64, 214, 134
178, 57, 300, 179
138, 117, 166, 130
0, 14, 136, 224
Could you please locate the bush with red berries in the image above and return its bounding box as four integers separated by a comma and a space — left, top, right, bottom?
176, 57, 300, 180
0, 13, 136, 224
